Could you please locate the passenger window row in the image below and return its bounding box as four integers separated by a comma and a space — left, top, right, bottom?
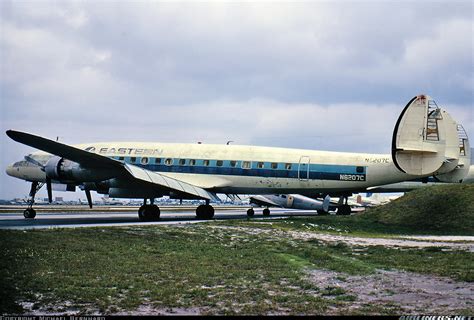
114, 156, 293, 170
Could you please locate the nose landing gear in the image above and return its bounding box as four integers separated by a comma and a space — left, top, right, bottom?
23, 181, 44, 219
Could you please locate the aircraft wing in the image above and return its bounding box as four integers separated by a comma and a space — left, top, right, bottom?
249, 195, 282, 208
6, 130, 219, 202
6, 130, 120, 169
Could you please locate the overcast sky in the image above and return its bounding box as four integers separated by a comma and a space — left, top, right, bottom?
1, 1, 472, 200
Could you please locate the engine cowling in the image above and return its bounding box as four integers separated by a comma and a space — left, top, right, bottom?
44, 156, 116, 183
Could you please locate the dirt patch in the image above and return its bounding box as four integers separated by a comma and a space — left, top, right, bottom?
307, 268, 474, 314
210, 225, 474, 252
115, 305, 205, 315
287, 231, 474, 252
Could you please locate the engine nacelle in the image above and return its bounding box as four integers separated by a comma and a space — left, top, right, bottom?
44, 156, 116, 183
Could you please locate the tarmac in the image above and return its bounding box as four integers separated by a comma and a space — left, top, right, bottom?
0, 206, 314, 230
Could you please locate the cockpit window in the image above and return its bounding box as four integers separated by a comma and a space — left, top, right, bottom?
13, 160, 29, 167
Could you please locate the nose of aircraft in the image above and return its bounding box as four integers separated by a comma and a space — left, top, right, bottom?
6, 163, 16, 177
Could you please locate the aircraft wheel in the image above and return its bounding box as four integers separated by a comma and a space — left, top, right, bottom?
262, 208, 270, 216
149, 205, 160, 221
139, 205, 160, 221
247, 208, 255, 217
23, 208, 36, 219
337, 205, 351, 216
138, 205, 147, 221
196, 204, 214, 219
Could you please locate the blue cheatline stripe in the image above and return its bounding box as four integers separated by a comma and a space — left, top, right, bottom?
112, 156, 367, 181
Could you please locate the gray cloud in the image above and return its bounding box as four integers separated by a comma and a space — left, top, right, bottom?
1, 1, 472, 199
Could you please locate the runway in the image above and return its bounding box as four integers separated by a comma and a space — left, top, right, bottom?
0, 207, 316, 230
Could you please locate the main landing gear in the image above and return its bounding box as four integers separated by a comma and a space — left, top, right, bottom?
337, 196, 352, 216
196, 200, 214, 219
138, 199, 215, 221
23, 181, 44, 219
138, 199, 160, 221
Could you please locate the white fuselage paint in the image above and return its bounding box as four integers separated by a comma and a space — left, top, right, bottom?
18, 142, 422, 196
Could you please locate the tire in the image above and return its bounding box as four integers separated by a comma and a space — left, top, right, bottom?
337, 205, 351, 216
247, 208, 255, 217
23, 208, 36, 219
262, 208, 270, 216
317, 209, 329, 215
150, 205, 160, 221
196, 204, 214, 219
138, 205, 149, 221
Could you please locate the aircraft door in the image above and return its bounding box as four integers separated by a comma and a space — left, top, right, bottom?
298, 156, 310, 181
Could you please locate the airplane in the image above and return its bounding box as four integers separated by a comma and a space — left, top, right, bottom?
249, 194, 331, 216
5, 95, 471, 221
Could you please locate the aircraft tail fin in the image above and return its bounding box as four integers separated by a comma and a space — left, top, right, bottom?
392, 95, 462, 176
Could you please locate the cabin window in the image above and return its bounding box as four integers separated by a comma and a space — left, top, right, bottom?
257, 162, 265, 169
118, 156, 124, 161
203, 160, 210, 166
271, 162, 278, 169
285, 163, 292, 170
189, 159, 196, 166
130, 157, 136, 163
155, 158, 161, 164
216, 160, 223, 167
281, 195, 287, 198
230, 160, 237, 167
179, 159, 186, 166
356, 166, 364, 173
165, 158, 173, 166
242, 161, 251, 169
141, 157, 149, 165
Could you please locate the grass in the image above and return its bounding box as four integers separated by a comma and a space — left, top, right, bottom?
0, 225, 328, 315
1, 184, 472, 314
361, 184, 474, 234
1, 220, 472, 315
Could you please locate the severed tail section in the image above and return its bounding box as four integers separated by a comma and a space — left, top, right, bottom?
392, 95, 469, 178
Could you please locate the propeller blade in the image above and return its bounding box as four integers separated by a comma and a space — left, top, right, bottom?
46, 178, 52, 203
85, 189, 93, 209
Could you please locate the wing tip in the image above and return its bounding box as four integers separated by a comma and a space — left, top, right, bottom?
6, 129, 19, 141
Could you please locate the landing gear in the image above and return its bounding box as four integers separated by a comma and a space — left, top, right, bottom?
23, 208, 36, 219
247, 208, 255, 217
336, 195, 352, 216
196, 204, 214, 219
262, 208, 270, 216
23, 181, 44, 219
337, 205, 352, 215
138, 199, 160, 221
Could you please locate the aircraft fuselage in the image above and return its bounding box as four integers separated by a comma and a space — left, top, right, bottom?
7, 142, 419, 197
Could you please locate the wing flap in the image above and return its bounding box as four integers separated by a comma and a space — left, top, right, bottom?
124, 163, 219, 201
